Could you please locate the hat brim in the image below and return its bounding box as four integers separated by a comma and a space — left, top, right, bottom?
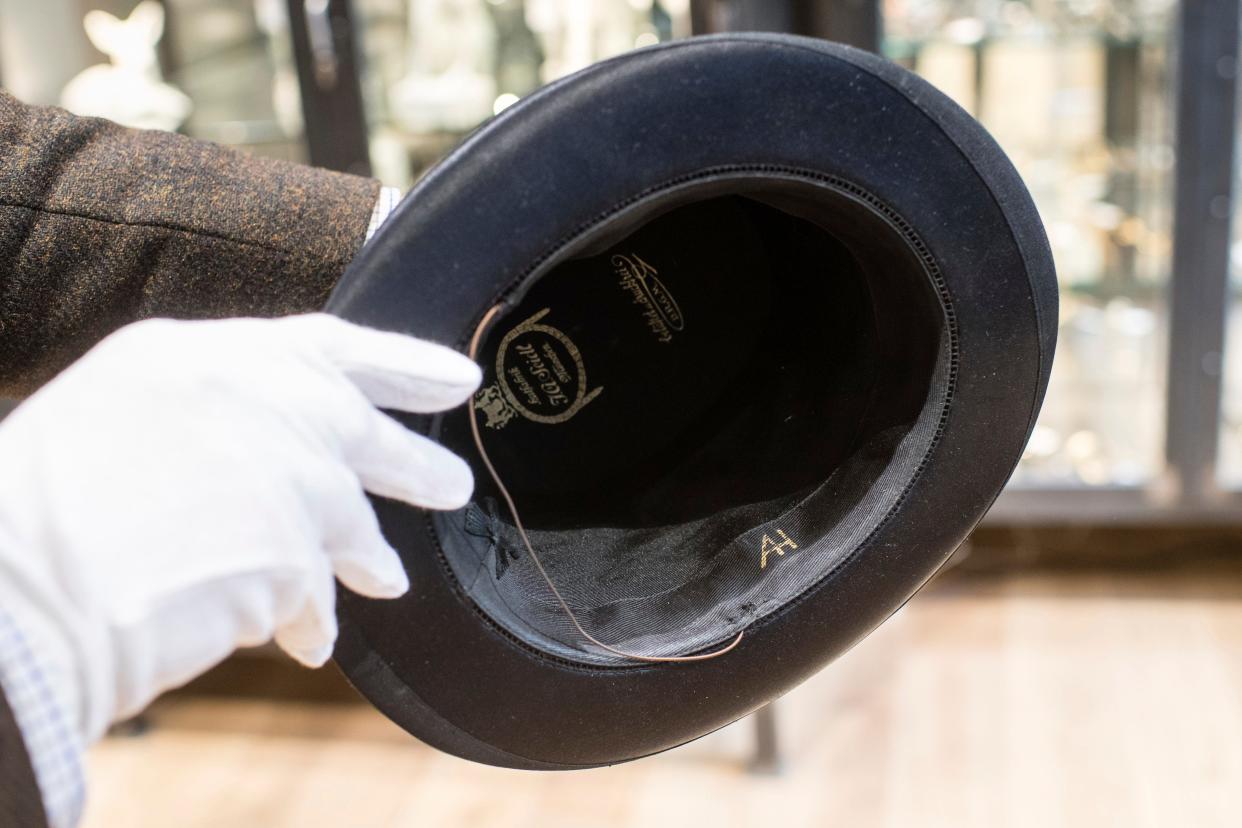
326, 32, 1057, 769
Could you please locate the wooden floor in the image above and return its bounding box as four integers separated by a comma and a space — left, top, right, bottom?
81, 564, 1242, 828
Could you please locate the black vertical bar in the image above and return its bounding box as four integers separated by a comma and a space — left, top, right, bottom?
689, 0, 879, 52
796, 0, 880, 52
689, 0, 715, 35
153, 0, 178, 82
689, 0, 794, 33
971, 38, 986, 120
1104, 39, 1141, 290
748, 704, 782, 775
286, 0, 371, 175
1165, 0, 1239, 500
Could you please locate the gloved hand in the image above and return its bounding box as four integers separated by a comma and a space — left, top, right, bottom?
0, 314, 480, 745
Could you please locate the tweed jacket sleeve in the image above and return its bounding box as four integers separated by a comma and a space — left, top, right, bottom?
0, 91, 381, 397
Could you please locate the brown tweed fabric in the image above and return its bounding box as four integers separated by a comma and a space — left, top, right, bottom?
0, 91, 381, 397
0, 681, 47, 828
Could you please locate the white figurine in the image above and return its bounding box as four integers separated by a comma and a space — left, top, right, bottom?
61, 1, 192, 132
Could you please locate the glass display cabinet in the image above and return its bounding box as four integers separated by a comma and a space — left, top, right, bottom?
0, 0, 1239, 524
0, 0, 308, 160
887, 0, 1177, 489
347, 0, 693, 188
897, 1, 1241, 524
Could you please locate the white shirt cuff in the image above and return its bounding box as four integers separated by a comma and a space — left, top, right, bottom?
0, 608, 85, 828
365, 186, 403, 243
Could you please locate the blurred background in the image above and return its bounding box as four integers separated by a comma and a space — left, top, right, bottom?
5, 0, 1238, 509
2, 1, 1242, 826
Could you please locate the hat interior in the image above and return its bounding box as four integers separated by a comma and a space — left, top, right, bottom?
434, 179, 952, 664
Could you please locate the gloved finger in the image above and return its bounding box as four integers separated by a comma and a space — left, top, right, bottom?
285, 313, 481, 412
322, 472, 411, 599
272, 555, 339, 668
345, 407, 475, 510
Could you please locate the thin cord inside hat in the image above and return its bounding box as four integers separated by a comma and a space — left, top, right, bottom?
467, 304, 744, 663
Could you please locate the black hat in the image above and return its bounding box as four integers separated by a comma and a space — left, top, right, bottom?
327, 33, 1056, 769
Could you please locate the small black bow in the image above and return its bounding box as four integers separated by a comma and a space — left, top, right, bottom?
464, 498, 522, 579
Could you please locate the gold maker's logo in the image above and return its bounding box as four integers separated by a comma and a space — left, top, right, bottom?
613, 252, 684, 343
474, 384, 515, 430
474, 308, 603, 429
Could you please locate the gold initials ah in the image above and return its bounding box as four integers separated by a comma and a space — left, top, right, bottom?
760, 529, 799, 569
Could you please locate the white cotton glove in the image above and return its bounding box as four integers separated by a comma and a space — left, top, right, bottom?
0, 314, 481, 745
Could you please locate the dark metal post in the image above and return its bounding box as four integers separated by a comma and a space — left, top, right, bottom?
689, 0, 791, 33
690, 0, 879, 51
793, 0, 881, 51
749, 704, 782, 774
1165, 0, 1240, 502
286, 0, 372, 175
153, 0, 178, 83
1104, 39, 1141, 289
